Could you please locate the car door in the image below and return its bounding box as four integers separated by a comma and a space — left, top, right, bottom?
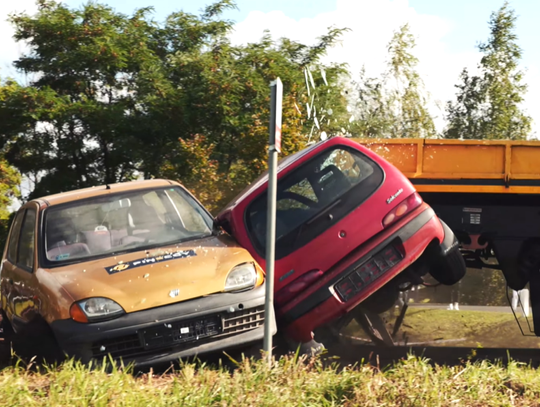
1, 203, 40, 330
1, 208, 25, 319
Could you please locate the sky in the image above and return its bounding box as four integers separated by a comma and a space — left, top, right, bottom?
1, 0, 540, 136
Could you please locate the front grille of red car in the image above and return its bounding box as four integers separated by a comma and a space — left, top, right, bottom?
90, 306, 265, 360
334, 243, 403, 302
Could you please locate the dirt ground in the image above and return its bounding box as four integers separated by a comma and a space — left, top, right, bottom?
342, 307, 540, 349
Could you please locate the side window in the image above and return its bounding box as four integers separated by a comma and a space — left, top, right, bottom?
7, 210, 25, 263
17, 209, 37, 270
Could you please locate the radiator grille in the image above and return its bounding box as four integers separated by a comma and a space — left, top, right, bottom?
90, 305, 265, 360
223, 306, 265, 334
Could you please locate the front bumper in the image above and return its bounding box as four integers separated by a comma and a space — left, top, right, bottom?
50, 282, 275, 367
280, 206, 443, 342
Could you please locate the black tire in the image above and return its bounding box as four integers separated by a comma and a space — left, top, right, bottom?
9, 317, 65, 365
313, 314, 353, 347
0, 311, 14, 364
427, 219, 467, 286
517, 239, 540, 286
428, 247, 467, 286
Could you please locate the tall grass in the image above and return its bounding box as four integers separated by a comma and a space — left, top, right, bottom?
0, 353, 539, 406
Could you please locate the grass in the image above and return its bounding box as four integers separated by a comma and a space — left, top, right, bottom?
1, 353, 540, 406
342, 307, 540, 348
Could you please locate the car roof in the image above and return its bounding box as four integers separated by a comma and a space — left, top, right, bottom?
32, 179, 178, 207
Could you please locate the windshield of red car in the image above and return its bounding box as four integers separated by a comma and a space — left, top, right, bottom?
43, 186, 213, 264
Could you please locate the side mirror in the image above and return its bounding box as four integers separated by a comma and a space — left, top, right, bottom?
213, 218, 232, 235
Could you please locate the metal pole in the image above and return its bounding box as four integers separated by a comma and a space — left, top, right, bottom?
264, 78, 282, 365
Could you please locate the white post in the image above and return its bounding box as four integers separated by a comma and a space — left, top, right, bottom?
263, 78, 282, 366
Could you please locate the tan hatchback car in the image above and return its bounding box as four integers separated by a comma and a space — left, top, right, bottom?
0, 179, 275, 367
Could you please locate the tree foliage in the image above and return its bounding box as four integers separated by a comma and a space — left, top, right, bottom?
350, 24, 435, 139
0, 0, 350, 212
444, 1, 531, 140
0, 154, 20, 252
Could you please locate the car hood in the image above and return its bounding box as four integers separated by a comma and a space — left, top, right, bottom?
48, 234, 257, 313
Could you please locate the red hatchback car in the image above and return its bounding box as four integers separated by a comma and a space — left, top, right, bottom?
216, 137, 466, 348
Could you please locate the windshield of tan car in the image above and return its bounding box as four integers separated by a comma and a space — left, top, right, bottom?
43, 186, 213, 263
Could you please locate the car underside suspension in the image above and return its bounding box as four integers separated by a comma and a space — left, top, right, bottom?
352, 303, 408, 347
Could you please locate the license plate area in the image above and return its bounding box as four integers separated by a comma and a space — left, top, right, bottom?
334, 243, 403, 302
140, 315, 223, 350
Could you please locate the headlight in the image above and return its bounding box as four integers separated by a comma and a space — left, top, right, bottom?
70, 297, 125, 323
224, 263, 257, 292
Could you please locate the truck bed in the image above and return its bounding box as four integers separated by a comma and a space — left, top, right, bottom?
354, 138, 540, 194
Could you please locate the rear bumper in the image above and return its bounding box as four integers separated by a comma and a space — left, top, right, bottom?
280, 206, 443, 342
50, 283, 275, 368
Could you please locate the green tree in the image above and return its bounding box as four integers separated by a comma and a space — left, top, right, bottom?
0, 1, 350, 211
150, 26, 350, 210
350, 24, 435, 139
444, 1, 531, 140
1, 1, 163, 198
0, 155, 21, 252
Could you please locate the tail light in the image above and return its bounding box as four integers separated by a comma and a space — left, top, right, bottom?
275, 269, 324, 307
382, 192, 423, 228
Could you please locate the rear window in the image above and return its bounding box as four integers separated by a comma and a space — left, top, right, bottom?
246, 145, 384, 259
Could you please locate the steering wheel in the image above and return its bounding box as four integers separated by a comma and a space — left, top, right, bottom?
277, 191, 318, 208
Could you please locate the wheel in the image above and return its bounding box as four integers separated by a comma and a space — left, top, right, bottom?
313, 314, 353, 347
428, 246, 467, 286
427, 219, 467, 286
517, 239, 540, 286
9, 317, 65, 365
0, 311, 14, 363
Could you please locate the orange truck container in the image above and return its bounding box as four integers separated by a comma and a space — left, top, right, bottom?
356, 138, 540, 194
355, 138, 540, 335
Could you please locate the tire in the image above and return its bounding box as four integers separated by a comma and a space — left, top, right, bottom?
0, 311, 14, 364
9, 317, 65, 365
428, 246, 467, 286
427, 219, 467, 286
517, 239, 540, 286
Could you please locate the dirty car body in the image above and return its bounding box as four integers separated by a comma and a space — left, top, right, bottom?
216, 137, 466, 344
0, 179, 275, 367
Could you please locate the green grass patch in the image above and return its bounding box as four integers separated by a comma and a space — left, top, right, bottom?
343, 307, 540, 348
1, 355, 540, 406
